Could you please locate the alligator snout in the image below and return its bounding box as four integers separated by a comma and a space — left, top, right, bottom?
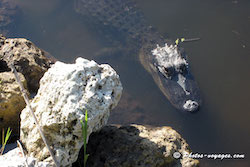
155, 70, 201, 112
183, 100, 199, 112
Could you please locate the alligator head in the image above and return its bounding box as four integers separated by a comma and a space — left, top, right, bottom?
139, 41, 201, 112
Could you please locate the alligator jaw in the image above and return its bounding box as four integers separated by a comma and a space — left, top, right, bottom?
154, 69, 201, 112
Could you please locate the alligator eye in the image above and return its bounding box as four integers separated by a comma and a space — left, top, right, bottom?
178, 64, 187, 74
160, 66, 174, 79
164, 67, 173, 75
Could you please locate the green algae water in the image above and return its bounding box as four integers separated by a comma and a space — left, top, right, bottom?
6, 0, 250, 166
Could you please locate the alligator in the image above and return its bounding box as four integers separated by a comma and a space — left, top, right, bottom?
74, 0, 201, 112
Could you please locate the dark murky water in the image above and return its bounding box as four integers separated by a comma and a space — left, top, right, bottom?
5, 0, 250, 166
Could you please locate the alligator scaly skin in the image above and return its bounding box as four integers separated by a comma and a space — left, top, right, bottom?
75, 0, 165, 43
0, 0, 20, 36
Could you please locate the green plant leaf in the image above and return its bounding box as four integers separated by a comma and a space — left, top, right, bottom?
85, 110, 88, 122
4, 128, 12, 145
81, 110, 89, 167
0, 127, 12, 155
175, 38, 179, 45
84, 154, 89, 165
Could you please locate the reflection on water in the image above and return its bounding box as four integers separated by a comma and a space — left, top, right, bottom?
4, 0, 250, 166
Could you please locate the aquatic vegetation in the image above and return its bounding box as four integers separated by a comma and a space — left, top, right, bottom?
80, 110, 89, 167
0, 127, 12, 155
175, 37, 200, 46
175, 38, 185, 46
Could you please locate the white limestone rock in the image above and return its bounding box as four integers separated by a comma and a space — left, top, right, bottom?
0, 148, 51, 167
20, 57, 123, 166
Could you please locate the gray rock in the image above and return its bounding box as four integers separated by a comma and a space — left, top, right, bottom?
20, 57, 123, 166
78, 124, 199, 167
0, 72, 28, 137
0, 35, 55, 93
0, 35, 55, 140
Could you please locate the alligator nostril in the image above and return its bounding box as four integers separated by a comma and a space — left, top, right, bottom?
183, 100, 199, 112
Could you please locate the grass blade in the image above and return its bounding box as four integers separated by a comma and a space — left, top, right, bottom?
4, 128, 12, 145
0, 127, 12, 155
80, 110, 89, 167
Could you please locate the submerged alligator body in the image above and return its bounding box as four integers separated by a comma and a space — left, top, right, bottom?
0, 0, 19, 36
75, 0, 201, 112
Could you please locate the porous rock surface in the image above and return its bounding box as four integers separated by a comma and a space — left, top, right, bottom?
79, 124, 199, 167
0, 35, 54, 139
20, 57, 122, 166
0, 72, 28, 137
0, 35, 55, 93
0, 147, 50, 167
